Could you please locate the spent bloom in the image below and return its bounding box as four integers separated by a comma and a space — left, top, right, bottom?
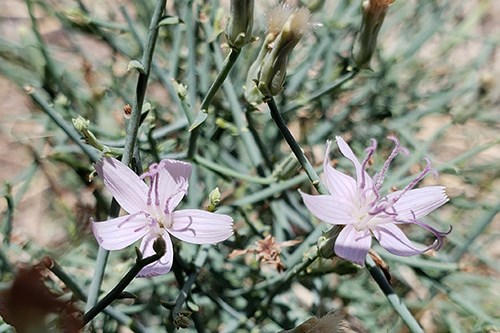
300, 136, 450, 266
245, 4, 311, 103
92, 158, 233, 277
352, 0, 395, 69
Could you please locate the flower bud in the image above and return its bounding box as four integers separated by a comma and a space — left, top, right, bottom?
258, 7, 311, 96
352, 0, 395, 69
317, 226, 341, 259
207, 187, 221, 212
72, 115, 89, 132
226, 0, 254, 49
244, 5, 311, 103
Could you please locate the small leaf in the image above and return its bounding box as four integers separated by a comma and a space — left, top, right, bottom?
189, 110, 208, 131
158, 15, 183, 27
141, 102, 151, 113
127, 60, 145, 74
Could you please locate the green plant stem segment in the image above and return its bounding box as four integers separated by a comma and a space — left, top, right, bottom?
83, 251, 165, 326
27, 88, 100, 162
47, 257, 151, 333
85, 0, 167, 315
172, 245, 210, 320
187, 48, 241, 158
366, 256, 425, 333
266, 97, 328, 195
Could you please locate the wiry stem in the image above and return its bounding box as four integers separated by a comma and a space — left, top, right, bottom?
85, 0, 167, 314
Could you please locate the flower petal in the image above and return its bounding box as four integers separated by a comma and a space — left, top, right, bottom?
137, 233, 174, 277
323, 141, 357, 200
335, 136, 374, 189
157, 159, 192, 213
334, 225, 371, 266
169, 209, 234, 244
299, 191, 356, 225
92, 215, 149, 250
387, 186, 449, 221
95, 157, 149, 213
372, 224, 429, 256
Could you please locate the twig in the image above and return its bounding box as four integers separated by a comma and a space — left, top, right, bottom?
85, 0, 167, 314
83, 251, 165, 326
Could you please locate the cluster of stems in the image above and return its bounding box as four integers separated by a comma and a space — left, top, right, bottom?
24, 1, 426, 332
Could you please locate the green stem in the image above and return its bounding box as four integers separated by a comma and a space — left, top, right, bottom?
172, 245, 210, 319
263, 248, 318, 308
27, 88, 100, 162
2, 183, 14, 246
266, 97, 328, 195
194, 154, 275, 185
85, 0, 166, 314
187, 48, 241, 158
83, 251, 165, 326
46, 257, 150, 333
366, 256, 425, 333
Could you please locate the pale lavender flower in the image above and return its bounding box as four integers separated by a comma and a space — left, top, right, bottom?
92, 158, 234, 277
300, 136, 450, 266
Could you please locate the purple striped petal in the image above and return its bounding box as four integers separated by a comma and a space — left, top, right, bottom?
137, 233, 174, 277
169, 209, 234, 244
95, 157, 149, 213
299, 191, 356, 225
335, 136, 374, 189
372, 224, 429, 256
157, 159, 191, 213
92, 215, 149, 250
387, 186, 449, 221
323, 141, 357, 200
334, 225, 371, 266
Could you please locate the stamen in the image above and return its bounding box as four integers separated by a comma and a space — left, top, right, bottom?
146, 175, 154, 206
395, 211, 452, 251
373, 136, 408, 190
360, 139, 377, 189
153, 172, 160, 207
391, 158, 432, 204
163, 183, 187, 216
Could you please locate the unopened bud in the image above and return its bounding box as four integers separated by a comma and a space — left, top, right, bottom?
318, 226, 341, 259
226, 0, 254, 49
207, 187, 221, 212
352, 0, 395, 69
174, 312, 192, 329
72, 116, 89, 132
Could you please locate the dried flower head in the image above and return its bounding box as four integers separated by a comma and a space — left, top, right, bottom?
229, 235, 301, 272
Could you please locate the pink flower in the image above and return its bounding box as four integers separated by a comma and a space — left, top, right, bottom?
300, 136, 450, 266
92, 158, 234, 277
